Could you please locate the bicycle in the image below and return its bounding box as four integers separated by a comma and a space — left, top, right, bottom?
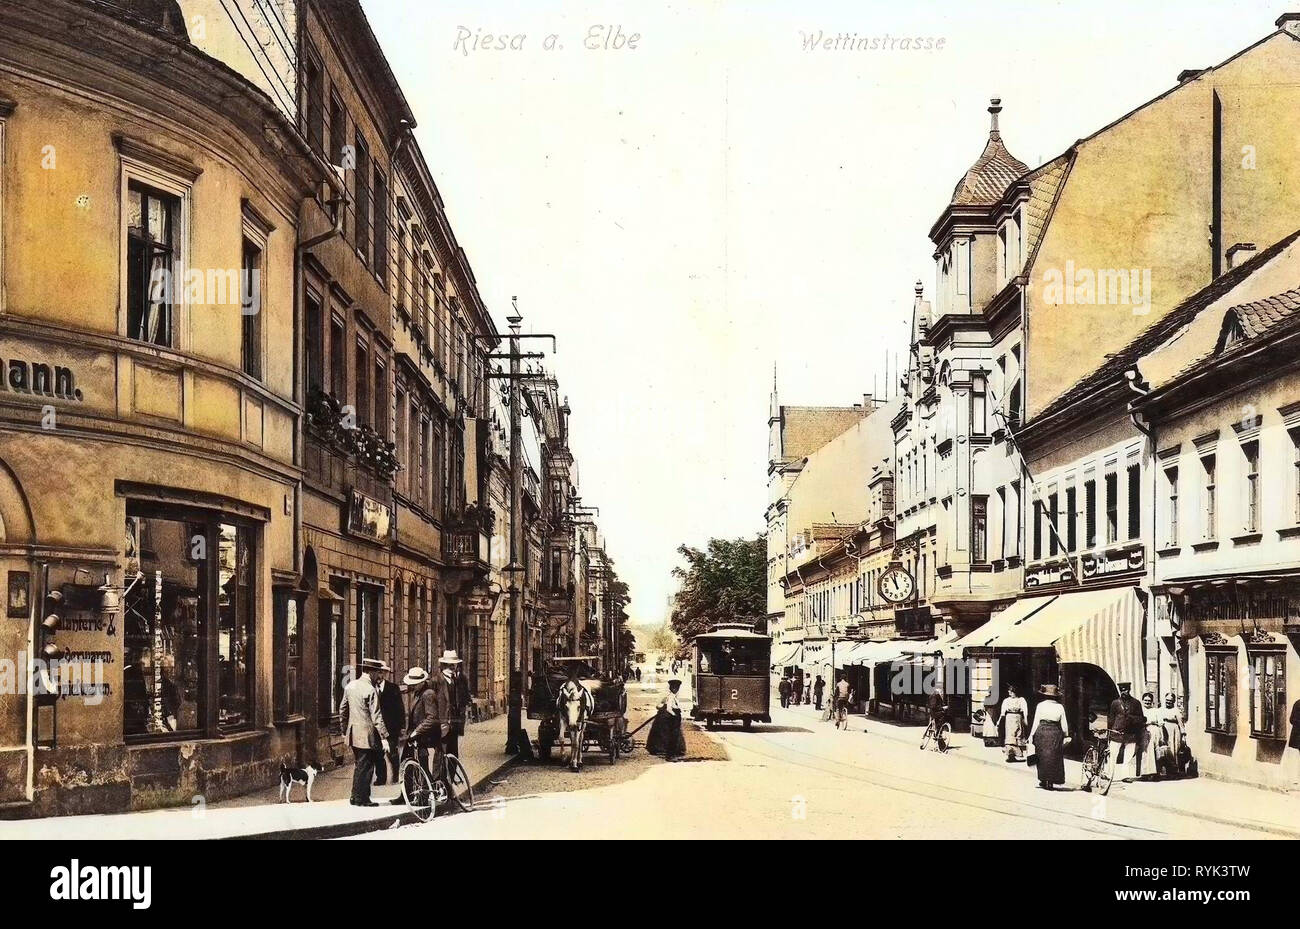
399, 740, 474, 823
1080, 734, 1113, 795
919, 713, 951, 752
834, 695, 853, 730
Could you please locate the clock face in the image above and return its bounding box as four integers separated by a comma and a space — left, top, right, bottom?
878, 567, 916, 604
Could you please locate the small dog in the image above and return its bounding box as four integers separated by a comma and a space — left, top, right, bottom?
279, 761, 323, 803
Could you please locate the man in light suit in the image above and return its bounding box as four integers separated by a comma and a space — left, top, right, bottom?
338, 658, 390, 806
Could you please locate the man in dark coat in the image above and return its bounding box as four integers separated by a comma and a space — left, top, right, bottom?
401, 666, 451, 802
374, 662, 404, 786
439, 650, 473, 757
1105, 681, 1145, 783
813, 675, 826, 711
778, 676, 792, 708
792, 675, 804, 706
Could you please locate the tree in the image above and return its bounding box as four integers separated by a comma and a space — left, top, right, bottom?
669, 535, 765, 655
646, 623, 678, 654
606, 567, 636, 667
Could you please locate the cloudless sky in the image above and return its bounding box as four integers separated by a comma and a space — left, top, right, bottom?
363, 0, 1283, 625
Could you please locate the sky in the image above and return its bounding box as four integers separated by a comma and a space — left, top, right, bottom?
362, 0, 1284, 625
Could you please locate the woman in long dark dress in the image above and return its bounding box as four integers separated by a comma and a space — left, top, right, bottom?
646, 679, 687, 760
1028, 683, 1070, 790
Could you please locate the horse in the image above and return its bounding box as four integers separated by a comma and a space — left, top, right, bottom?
556, 680, 595, 772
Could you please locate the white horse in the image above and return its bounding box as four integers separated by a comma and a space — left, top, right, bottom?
556, 679, 595, 772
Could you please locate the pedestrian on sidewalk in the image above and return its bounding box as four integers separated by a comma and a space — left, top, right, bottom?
998, 684, 1029, 763
1158, 692, 1184, 778
1028, 683, 1069, 790
792, 675, 804, 706
1138, 692, 1165, 781
779, 676, 792, 708
647, 678, 687, 760
374, 662, 404, 787
338, 658, 390, 807
438, 650, 471, 758
813, 675, 825, 711
1105, 682, 1143, 785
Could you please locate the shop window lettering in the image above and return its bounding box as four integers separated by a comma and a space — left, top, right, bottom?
0, 358, 83, 401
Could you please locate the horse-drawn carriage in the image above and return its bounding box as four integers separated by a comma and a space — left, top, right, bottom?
528, 656, 630, 770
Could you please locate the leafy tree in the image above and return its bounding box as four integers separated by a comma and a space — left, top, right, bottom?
606, 567, 636, 666
645, 623, 678, 654
669, 535, 765, 656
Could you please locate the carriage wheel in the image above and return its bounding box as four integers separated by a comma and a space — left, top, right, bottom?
445, 755, 474, 813
400, 758, 436, 824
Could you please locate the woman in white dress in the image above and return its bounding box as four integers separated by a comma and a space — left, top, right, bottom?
997, 685, 1029, 762
1138, 691, 1164, 780
1158, 692, 1184, 778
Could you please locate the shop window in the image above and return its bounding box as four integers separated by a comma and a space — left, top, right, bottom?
126, 181, 179, 346
1248, 650, 1285, 739
407, 584, 419, 670
1205, 650, 1236, 735
319, 577, 347, 725
123, 509, 259, 740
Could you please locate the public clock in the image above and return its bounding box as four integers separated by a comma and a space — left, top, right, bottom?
878, 566, 916, 604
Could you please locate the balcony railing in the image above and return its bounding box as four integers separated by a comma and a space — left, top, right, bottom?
306, 386, 400, 483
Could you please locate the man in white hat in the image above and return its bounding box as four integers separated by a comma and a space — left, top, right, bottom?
438, 650, 472, 757
401, 666, 451, 799
338, 658, 390, 806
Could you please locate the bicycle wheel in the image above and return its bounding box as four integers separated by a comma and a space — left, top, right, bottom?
445, 755, 474, 813
937, 723, 952, 753
1081, 747, 1098, 791
1096, 750, 1114, 796
400, 758, 435, 824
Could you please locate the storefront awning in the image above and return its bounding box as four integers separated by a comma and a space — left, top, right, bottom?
772, 642, 804, 667
839, 639, 908, 669
987, 586, 1144, 688
950, 594, 1059, 651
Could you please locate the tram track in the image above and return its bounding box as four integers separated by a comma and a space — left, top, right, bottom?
714, 725, 1179, 840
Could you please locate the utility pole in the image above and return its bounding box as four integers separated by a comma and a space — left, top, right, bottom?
481, 300, 555, 755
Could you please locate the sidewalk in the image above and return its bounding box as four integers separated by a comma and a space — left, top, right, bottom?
780, 702, 1300, 838
0, 712, 522, 840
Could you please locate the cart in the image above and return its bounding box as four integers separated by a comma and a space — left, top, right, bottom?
528, 656, 629, 765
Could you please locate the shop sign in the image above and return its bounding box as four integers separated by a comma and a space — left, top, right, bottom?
464, 588, 499, 613
347, 489, 394, 542
0, 357, 84, 401
1025, 559, 1075, 588
1080, 544, 1145, 580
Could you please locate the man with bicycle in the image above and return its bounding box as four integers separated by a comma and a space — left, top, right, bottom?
833, 673, 854, 724
401, 666, 452, 804
926, 681, 948, 738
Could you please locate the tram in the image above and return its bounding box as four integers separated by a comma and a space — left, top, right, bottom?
690, 623, 772, 730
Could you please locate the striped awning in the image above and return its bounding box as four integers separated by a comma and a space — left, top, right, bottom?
990, 586, 1145, 689
772, 642, 804, 667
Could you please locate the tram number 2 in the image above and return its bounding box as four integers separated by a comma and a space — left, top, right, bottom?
730, 689, 739, 701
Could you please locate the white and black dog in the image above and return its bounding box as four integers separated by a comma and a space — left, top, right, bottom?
279, 761, 324, 803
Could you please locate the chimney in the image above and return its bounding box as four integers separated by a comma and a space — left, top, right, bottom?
1278, 13, 1300, 39
1226, 242, 1257, 270
1177, 68, 1206, 84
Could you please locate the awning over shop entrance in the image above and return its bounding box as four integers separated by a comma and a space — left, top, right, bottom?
772, 642, 804, 667
986, 586, 1144, 688
950, 594, 1059, 651
838, 639, 907, 669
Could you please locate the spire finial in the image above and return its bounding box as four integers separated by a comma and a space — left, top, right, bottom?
914, 279, 924, 297
988, 97, 1002, 137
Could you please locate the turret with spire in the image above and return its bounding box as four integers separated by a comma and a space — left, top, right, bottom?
949, 98, 1030, 208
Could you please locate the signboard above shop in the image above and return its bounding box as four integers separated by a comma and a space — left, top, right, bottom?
346, 489, 394, 543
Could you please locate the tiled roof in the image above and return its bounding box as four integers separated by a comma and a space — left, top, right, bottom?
951, 132, 1031, 207
1021, 153, 1073, 267
1030, 227, 1300, 424
1233, 288, 1300, 337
